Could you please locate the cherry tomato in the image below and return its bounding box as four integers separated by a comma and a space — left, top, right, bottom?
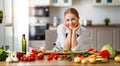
20, 57, 24, 61
27, 56, 31, 61
37, 53, 44, 59
31, 49, 38, 55
54, 55, 58, 60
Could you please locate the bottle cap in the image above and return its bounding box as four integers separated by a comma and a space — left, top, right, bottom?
23, 34, 25, 36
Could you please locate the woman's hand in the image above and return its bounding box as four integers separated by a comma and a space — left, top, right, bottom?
64, 21, 71, 31
73, 22, 80, 32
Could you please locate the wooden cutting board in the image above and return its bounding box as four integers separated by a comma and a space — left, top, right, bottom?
44, 50, 83, 55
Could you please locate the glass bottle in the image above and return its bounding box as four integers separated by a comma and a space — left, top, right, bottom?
22, 34, 26, 54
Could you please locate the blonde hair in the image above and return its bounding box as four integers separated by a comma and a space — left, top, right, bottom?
64, 8, 79, 18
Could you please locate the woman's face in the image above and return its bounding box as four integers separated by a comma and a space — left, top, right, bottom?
64, 13, 79, 29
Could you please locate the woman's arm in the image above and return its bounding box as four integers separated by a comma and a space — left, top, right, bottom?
64, 30, 72, 50
71, 22, 80, 48
71, 31, 78, 48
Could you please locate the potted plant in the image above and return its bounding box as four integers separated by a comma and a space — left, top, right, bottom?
0, 10, 3, 23
104, 18, 110, 26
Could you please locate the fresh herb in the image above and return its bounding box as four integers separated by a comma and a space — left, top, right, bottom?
84, 52, 93, 57
0, 49, 8, 61
64, 50, 72, 53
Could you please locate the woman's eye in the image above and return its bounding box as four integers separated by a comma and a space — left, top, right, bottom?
66, 19, 69, 21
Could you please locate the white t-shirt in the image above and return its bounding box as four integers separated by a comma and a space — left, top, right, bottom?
52, 24, 88, 51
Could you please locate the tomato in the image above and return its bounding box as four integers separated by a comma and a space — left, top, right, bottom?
54, 55, 59, 60
88, 48, 94, 51
20, 57, 24, 61
23, 57, 28, 62
30, 55, 35, 61
31, 49, 38, 55
47, 55, 53, 61
37, 53, 44, 59
27, 56, 31, 61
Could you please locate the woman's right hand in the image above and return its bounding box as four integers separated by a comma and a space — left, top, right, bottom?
64, 21, 71, 31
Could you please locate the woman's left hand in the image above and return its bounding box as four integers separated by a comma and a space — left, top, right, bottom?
73, 22, 80, 32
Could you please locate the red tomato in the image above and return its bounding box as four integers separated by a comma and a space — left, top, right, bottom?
30, 55, 35, 61
27, 56, 31, 61
37, 53, 44, 59
88, 48, 94, 51
23, 57, 28, 62
20, 57, 24, 61
31, 49, 38, 55
54, 55, 58, 60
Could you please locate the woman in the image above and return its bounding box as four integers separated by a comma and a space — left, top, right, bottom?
52, 8, 87, 51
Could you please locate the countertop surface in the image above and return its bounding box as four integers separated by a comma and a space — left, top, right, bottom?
0, 58, 120, 66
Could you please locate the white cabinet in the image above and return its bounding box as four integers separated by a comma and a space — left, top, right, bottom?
4, 0, 13, 25
94, 28, 116, 50
0, 25, 4, 49
50, 0, 72, 7
29, 0, 50, 7
115, 0, 120, 5
116, 28, 120, 50
93, 0, 116, 6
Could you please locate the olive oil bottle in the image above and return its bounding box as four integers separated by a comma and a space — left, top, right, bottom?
22, 34, 26, 54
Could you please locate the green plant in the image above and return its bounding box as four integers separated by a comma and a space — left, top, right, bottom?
0, 10, 3, 19
104, 18, 110, 23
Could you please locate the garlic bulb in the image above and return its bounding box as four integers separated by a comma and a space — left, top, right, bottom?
6, 57, 12, 63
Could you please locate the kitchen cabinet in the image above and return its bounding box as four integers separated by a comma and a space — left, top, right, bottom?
0, 25, 4, 49
29, 0, 50, 7
115, 0, 120, 5
4, 0, 13, 25
0, 0, 14, 50
4, 26, 13, 50
93, 0, 116, 6
46, 25, 120, 51
94, 28, 116, 50
50, 0, 72, 7
116, 28, 120, 50
79, 28, 95, 51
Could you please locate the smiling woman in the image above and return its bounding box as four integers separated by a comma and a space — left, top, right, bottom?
52, 8, 87, 51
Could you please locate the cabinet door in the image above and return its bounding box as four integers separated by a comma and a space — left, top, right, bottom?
104, 0, 115, 5
79, 28, 95, 51
51, 0, 72, 7
61, 0, 72, 6
0, 0, 3, 10
0, 25, 4, 49
5, 26, 13, 50
94, 28, 116, 50
115, 0, 120, 5
29, 0, 50, 7
116, 28, 120, 50
4, 0, 12, 25
93, 0, 115, 6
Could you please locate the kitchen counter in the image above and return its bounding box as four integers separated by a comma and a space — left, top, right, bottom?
0, 58, 120, 66
49, 24, 120, 30
84, 24, 120, 28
